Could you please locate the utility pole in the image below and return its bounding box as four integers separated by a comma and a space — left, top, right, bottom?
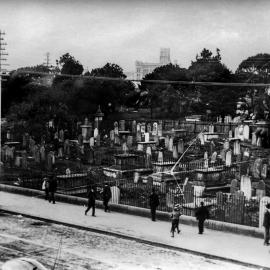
0, 30, 8, 146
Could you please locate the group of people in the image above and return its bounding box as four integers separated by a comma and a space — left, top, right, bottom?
84, 183, 112, 216
149, 188, 210, 237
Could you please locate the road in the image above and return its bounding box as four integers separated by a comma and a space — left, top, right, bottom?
0, 212, 256, 270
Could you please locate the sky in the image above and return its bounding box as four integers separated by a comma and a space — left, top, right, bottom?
1, 0, 270, 73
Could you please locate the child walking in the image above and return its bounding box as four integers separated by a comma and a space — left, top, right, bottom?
170, 204, 182, 237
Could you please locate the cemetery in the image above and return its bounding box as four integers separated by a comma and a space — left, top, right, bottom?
1, 114, 270, 229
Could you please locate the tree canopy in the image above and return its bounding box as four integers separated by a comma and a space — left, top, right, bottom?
57, 53, 84, 75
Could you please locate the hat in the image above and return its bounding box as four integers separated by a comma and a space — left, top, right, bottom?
266, 203, 270, 209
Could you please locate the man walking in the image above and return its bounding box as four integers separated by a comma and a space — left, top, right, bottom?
48, 176, 57, 204
102, 183, 112, 212
263, 203, 270, 246
149, 188, 159, 221
195, 202, 209, 234
85, 187, 96, 216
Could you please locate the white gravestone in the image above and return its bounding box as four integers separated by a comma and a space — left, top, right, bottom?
173, 145, 178, 159
158, 151, 164, 163
89, 137, 95, 147
157, 123, 163, 136
110, 186, 120, 204
145, 132, 150, 142
234, 126, 239, 139
204, 152, 208, 168
229, 130, 233, 138
251, 132, 257, 145
243, 125, 250, 140
225, 150, 232, 166
259, 196, 270, 228
177, 139, 184, 154
94, 128, 99, 138
210, 151, 217, 164
238, 125, 244, 141
233, 140, 241, 155
152, 122, 158, 136
168, 137, 174, 152
240, 175, 252, 200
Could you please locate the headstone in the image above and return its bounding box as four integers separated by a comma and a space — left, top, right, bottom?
110, 186, 120, 204
183, 182, 194, 203
132, 120, 137, 134
165, 136, 170, 149
94, 128, 99, 138
261, 164, 268, 179
243, 125, 250, 140
234, 126, 239, 139
223, 140, 230, 150
194, 184, 205, 197
157, 123, 162, 136
173, 145, 178, 159
233, 140, 241, 155
259, 196, 270, 228
114, 135, 120, 145
210, 151, 217, 164
136, 131, 142, 142
177, 139, 184, 154
228, 130, 233, 138
114, 122, 119, 135
251, 132, 257, 145
140, 123, 146, 134
256, 180, 266, 199
209, 124, 214, 133
59, 129, 64, 142
89, 137, 94, 147
257, 137, 262, 147
225, 150, 232, 166
204, 152, 208, 168
240, 175, 252, 200
137, 143, 143, 151
220, 149, 226, 162
230, 179, 238, 194
146, 146, 152, 156
122, 142, 128, 153
238, 125, 244, 141
147, 123, 152, 133
119, 120, 125, 131
198, 133, 205, 145
253, 158, 263, 179
158, 151, 164, 163
152, 122, 158, 136
168, 137, 174, 152
127, 136, 133, 147
40, 145, 46, 161
110, 130, 115, 141
145, 132, 150, 142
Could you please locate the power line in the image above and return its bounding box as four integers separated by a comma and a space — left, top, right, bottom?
43, 52, 51, 67
13, 69, 270, 88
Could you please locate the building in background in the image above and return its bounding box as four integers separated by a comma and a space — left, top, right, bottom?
135, 48, 171, 80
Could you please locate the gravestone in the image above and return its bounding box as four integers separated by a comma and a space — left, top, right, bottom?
228, 130, 233, 138
256, 180, 266, 199
225, 150, 232, 166
198, 133, 205, 145
210, 151, 217, 164
209, 124, 214, 133
165, 136, 170, 149
243, 125, 250, 140
110, 130, 115, 141
147, 123, 152, 133
132, 120, 137, 134
127, 136, 133, 147
63, 139, 70, 157
137, 143, 143, 151
173, 145, 178, 159
204, 152, 208, 168
253, 158, 263, 179
122, 142, 128, 153
94, 128, 99, 138
40, 145, 46, 161
89, 137, 95, 147
233, 140, 241, 155
114, 122, 119, 135
194, 184, 205, 197
223, 140, 230, 150
234, 126, 239, 139
110, 186, 120, 204
158, 151, 164, 163
230, 179, 239, 194
168, 137, 174, 152
78, 134, 83, 146
259, 196, 270, 228
59, 129, 64, 142
261, 164, 268, 179
240, 175, 252, 200
220, 149, 226, 162
152, 122, 158, 136
257, 137, 262, 147
146, 146, 152, 156
145, 132, 150, 142
238, 125, 244, 141
119, 120, 125, 131
157, 123, 163, 136
136, 131, 142, 142
251, 132, 257, 145
140, 123, 146, 134
114, 135, 120, 145
177, 139, 184, 154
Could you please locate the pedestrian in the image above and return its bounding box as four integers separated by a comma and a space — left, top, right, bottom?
263, 203, 270, 246
48, 175, 57, 204
85, 187, 96, 216
102, 183, 112, 212
149, 188, 159, 221
195, 201, 210, 234
170, 204, 182, 237
42, 177, 50, 201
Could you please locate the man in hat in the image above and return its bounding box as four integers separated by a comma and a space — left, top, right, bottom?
149, 188, 160, 221
263, 203, 270, 246
102, 183, 112, 212
195, 201, 210, 234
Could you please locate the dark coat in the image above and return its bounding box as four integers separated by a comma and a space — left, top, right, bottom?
195, 206, 210, 221
263, 211, 270, 228
48, 178, 57, 192
103, 185, 112, 201
87, 190, 96, 205
149, 193, 159, 209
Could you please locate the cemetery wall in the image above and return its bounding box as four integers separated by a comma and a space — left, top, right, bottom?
0, 184, 264, 238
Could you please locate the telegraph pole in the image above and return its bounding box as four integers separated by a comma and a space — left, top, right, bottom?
0, 30, 8, 146
44, 52, 51, 68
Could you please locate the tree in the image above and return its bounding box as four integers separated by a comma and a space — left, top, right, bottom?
57, 53, 84, 75
235, 53, 270, 120
90, 63, 126, 78
188, 48, 238, 118
140, 64, 190, 118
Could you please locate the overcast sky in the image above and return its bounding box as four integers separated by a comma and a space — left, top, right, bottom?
1, 0, 270, 73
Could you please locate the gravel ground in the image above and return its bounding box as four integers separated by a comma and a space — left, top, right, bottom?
0, 213, 256, 270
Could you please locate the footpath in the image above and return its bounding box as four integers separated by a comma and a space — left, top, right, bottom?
0, 191, 269, 269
